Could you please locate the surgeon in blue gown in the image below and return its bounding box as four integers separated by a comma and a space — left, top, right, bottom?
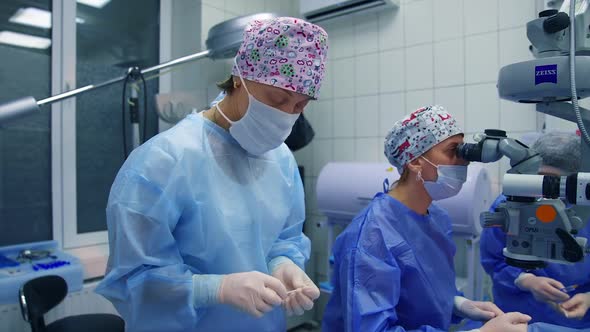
322, 106, 531, 332
96, 17, 329, 332
481, 132, 590, 329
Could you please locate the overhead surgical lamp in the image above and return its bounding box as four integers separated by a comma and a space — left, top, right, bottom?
0, 13, 278, 125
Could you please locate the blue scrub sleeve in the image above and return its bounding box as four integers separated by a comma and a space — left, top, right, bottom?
479, 195, 525, 293
528, 322, 584, 332
339, 247, 447, 332
442, 220, 465, 325
97, 171, 216, 332
266, 163, 311, 270
480, 228, 523, 294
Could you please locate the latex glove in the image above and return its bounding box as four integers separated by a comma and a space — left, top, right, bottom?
271, 262, 320, 316
515, 273, 570, 303
454, 296, 504, 321
218, 271, 288, 317
547, 301, 569, 317
480, 312, 531, 332
560, 292, 590, 319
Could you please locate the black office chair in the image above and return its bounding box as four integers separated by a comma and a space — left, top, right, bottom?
19, 275, 125, 332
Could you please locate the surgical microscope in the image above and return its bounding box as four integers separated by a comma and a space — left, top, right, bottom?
457, 0, 590, 270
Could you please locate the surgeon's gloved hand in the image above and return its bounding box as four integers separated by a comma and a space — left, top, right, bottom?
515, 273, 570, 303
270, 258, 320, 316
560, 292, 590, 319
217, 271, 288, 318
479, 312, 531, 332
548, 300, 569, 317
454, 296, 503, 321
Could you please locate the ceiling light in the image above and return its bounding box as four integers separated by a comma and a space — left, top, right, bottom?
77, 0, 111, 9
9, 7, 51, 29
0, 31, 51, 49
9, 7, 87, 28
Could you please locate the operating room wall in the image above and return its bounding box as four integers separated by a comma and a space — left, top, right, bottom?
291, 0, 548, 321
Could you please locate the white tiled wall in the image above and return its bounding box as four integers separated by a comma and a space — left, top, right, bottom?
405, 0, 433, 46
465, 83, 501, 132
465, 32, 499, 84
464, 0, 499, 35
433, 0, 463, 41
434, 39, 464, 87
297, 0, 542, 215
405, 44, 434, 90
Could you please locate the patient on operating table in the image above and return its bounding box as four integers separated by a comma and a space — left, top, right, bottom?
481, 131, 590, 329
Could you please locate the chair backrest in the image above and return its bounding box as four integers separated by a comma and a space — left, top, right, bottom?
19, 275, 68, 332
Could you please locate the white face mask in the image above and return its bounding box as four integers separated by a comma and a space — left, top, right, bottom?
215, 60, 300, 155
420, 157, 468, 200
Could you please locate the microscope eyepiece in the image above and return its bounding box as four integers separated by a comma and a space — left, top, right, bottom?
457, 142, 483, 162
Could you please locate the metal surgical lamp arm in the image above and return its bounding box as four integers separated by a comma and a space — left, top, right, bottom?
0, 13, 278, 124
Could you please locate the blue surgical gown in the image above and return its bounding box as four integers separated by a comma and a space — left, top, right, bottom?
480, 194, 590, 328
322, 192, 462, 332
95, 113, 310, 332
529, 322, 590, 331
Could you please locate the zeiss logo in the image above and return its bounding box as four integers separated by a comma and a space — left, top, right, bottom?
535, 64, 557, 85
